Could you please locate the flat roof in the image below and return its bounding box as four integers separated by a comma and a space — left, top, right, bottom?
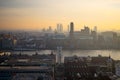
0, 66, 49, 70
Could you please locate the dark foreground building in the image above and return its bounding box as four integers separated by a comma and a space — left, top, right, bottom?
0, 52, 56, 80
64, 56, 91, 80
64, 55, 114, 80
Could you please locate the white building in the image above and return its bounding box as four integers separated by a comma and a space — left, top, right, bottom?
56, 46, 62, 64
57, 24, 63, 33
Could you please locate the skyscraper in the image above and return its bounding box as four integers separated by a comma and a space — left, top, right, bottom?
70, 22, 74, 33
57, 24, 63, 33
94, 26, 97, 32
69, 22, 74, 37
68, 25, 69, 33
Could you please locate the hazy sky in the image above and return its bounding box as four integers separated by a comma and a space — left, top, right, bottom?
0, 0, 120, 31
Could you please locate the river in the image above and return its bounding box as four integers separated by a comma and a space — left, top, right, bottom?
11, 50, 120, 60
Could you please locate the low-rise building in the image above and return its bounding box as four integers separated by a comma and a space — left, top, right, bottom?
0, 52, 56, 80
115, 62, 120, 77
64, 56, 91, 80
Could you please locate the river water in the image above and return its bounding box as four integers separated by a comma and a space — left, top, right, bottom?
12, 50, 120, 60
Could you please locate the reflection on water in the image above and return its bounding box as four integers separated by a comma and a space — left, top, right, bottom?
63, 50, 120, 60
12, 50, 120, 60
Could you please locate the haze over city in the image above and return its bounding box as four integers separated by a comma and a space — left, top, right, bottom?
1, 1, 120, 80
0, 0, 120, 31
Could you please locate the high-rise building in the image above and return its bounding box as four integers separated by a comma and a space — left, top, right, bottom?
69, 22, 74, 37
48, 26, 52, 32
70, 22, 74, 33
68, 25, 69, 33
94, 26, 97, 32
57, 24, 63, 33
57, 24, 59, 32
84, 26, 90, 34
81, 26, 90, 35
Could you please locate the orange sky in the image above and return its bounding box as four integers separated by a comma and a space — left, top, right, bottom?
0, 0, 120, 31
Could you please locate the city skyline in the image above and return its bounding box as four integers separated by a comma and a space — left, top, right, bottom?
0, 0, 120, 31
